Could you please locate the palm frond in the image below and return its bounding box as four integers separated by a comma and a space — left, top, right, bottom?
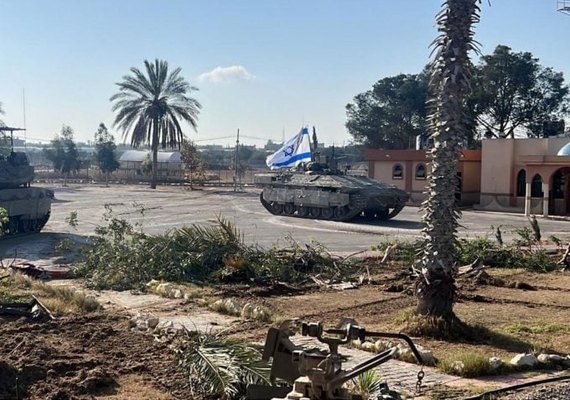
175, 331, 270, 399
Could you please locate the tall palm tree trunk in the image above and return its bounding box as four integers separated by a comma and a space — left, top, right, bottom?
151, 118, 159, 189
416, 0, 480, 319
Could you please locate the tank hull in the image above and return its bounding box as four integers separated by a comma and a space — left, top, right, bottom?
255, 172, 408, 221
0, 187, 54, 235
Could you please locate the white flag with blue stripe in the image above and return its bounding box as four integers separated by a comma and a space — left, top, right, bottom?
266, 127, 312, 169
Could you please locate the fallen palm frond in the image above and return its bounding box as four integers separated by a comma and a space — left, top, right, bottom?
75, 208, 365, 290
174, 329, 270, 399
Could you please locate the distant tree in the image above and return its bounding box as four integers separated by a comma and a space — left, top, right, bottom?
180, 139, 205, 189
346, 73, 428, 149
472, 45, 570, 138
94, 123, 120, 185
110, 59, 202, 189
44, 125, 81, 184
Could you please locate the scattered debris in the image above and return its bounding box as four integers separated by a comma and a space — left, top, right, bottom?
0, 296, 54, 320
3, 258, 70, 279
558, 243, 570, 271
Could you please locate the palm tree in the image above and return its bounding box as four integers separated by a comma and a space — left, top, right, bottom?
416, 0, 481, 321
110, 59, 201, 189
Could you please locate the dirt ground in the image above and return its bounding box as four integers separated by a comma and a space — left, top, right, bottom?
0, 313, 193, 400
222, 263, 570, 363
1, 262, 569, 399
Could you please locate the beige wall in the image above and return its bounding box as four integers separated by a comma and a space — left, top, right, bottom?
481, 139, 514, 195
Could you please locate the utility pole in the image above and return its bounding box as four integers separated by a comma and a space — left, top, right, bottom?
234, 128, 240, 192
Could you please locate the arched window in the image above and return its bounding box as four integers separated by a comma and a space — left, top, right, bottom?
553, 170, 565, 199
415, 163, 426, 180
516, 169, 526, 197
531, 174, 543, 198
392, 164, 403, 180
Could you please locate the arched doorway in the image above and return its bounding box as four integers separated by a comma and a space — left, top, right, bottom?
550, 168, 570, 215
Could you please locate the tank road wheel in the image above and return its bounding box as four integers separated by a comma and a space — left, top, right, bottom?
377, 207, 390, 221
7, 217, 18, 235
283, 203, 295, 216
270, 202, 284, 215
364, 210, 376, 219
18, 218, 31, 234
309, 207, 322, 218
296, 206, 309, 217
321, 207, 334, 220
29, 219, 40, 232
333, 206, 348, 221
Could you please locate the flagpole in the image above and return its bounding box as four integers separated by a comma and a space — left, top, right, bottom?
234, 128, 240, 192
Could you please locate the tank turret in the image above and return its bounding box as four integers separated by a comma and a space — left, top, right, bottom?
0, 126, 53, 235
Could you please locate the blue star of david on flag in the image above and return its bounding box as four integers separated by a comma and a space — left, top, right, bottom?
266, 127, 312, 169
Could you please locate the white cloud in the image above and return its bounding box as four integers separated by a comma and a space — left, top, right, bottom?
197, 65, 254, 83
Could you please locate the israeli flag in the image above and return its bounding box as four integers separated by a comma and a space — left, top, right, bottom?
266, 127, 312, 169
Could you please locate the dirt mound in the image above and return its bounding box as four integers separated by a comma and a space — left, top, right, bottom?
0, 313, 193, 400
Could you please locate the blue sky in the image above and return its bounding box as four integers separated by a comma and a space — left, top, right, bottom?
1, 0, 569, 147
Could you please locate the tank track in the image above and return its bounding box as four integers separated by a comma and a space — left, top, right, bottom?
259, 192, 404, 222
4, 212, 51, 236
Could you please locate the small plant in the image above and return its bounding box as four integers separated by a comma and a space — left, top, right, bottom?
528, 215, 541, 243
66, 211, 79, 230
350, 369, 384, 400
548, 234, 562, 248
513, 226, 534, 248
54, 238, 74, 254
439, 351, 493, 377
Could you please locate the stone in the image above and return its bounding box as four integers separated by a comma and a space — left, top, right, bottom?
155, 283, 174, 296
146, 279, 160, 288
361, 342, 376, 352
129, 312, 159, 330
173, 289, 183, 299
146, 316, 159, 329
537, 353, 566, 364
252, 306, 270, 321
241, 303, 255, 318
223, 298, 242, 315
450, 361, 465, 374
510, 353, 539, 367
489, 356, 503, 370
374, 340, 387, 353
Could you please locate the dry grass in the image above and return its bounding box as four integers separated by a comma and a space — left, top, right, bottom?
2, 273, 100, 316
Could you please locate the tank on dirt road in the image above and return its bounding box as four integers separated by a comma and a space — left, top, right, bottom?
0, 127, 53, 235
254, 162, 409, 222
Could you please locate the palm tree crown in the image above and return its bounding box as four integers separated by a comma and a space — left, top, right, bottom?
110, 59, 201, 188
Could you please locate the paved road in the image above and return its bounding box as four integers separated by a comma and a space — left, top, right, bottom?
6, 184, 570, 253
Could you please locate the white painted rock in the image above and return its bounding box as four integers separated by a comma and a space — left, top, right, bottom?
361, 342, 376, 352
537, 353, 566, 363
489, 356, 503, 370
241, 303, 255, 318
129, 312, 159, 330
374, 340, 387, 353
451, 361, 465, 374
224, 298, 242, 315
510, 353, 539, 367
252, 306, 270, 321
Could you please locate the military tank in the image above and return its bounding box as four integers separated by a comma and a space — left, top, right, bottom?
0, 126, 53, 235
255, 165, 409, 222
